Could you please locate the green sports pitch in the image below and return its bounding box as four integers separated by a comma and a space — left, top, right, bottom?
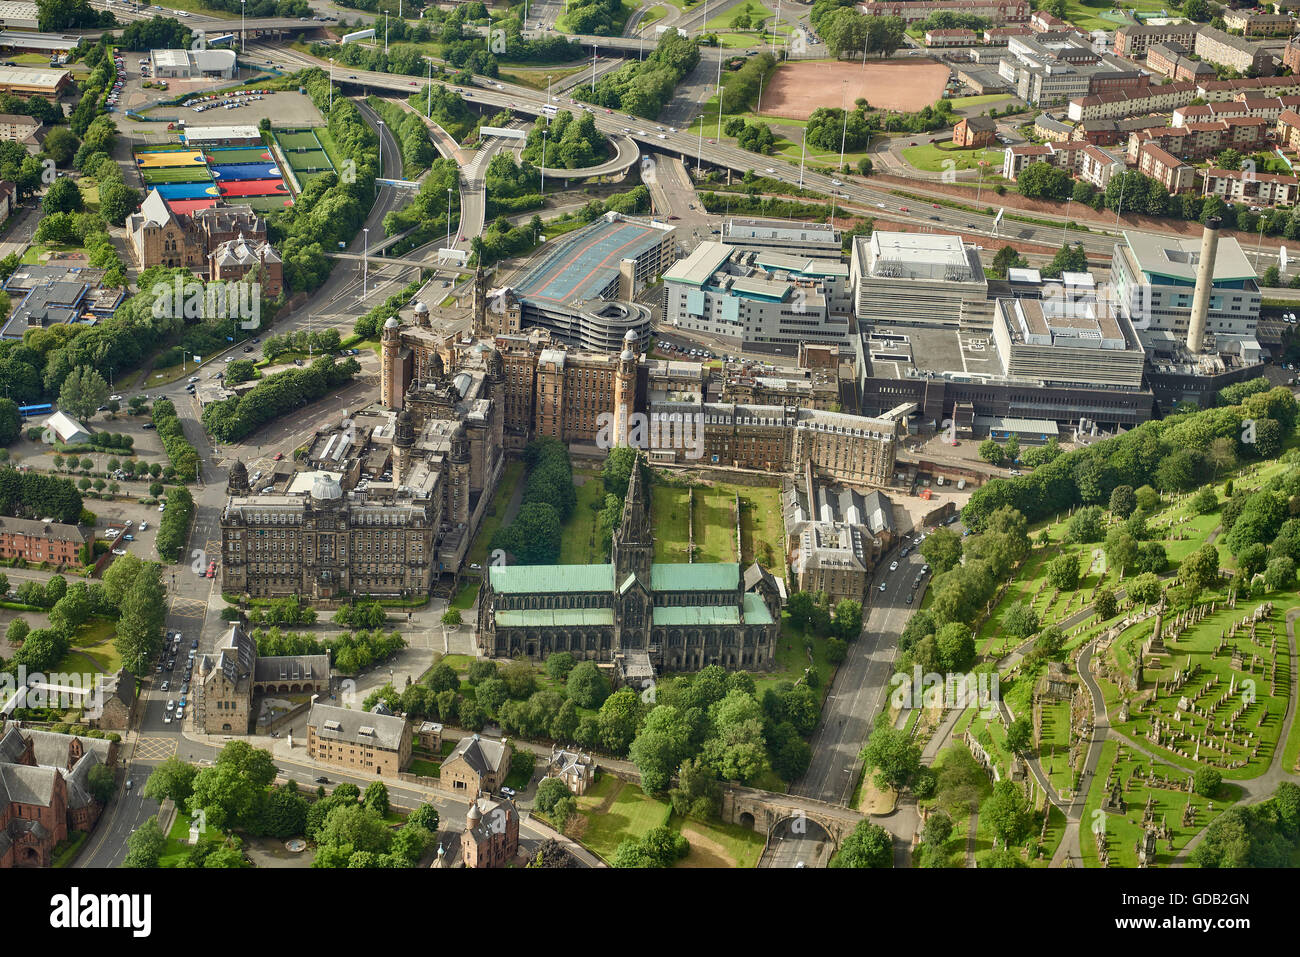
275, 129, 325, 151
143, 167, 213, 184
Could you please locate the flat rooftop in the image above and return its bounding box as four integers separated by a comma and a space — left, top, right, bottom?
723, 217, 840, 244
513, 215, 671, 305
1123, 230, 1256, 284
866, 231, 981, 283
664, 241, 731, 287
861, 326, 1004, 381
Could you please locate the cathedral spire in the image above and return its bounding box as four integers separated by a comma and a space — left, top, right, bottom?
612, 453, 651, 584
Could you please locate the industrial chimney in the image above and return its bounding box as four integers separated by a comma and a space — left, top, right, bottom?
1187, 216, 1221, 355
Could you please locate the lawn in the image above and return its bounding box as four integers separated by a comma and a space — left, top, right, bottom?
705, 0, 775, 30
504, 749, 536, 791
1060, 0, 1159, 31
51, 831, 87, 867
753, 616, 834, 700
466, 459, 524, 567
498, 64, 587, 93
572, 775, 672, 862
650, 477, 784, 567
53, 618, 122, 678
408, 757, 441, 777
559, 471, 611, 565
901, 141, 1004, 174
672, 812, 766, 867
157, 810, 222, 868
947, 93, 1014, 109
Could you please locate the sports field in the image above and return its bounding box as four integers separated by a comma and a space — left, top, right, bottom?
219, 179, 290, 197
283, 148, 332, 172
143, 166, 212, 184
136, 149, 206, 169
759, 58, 950, 119
204, 147, 274, 164
275, 129, 325, 151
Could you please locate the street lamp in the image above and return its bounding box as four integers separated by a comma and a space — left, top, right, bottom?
240, 0, 246, 55
447, 186, 453, 251
591, 43, 598, 92
377, 119, 385, 175
547, 73, 553, 105
838, 80, 848, 172
541, 127, 548, 196
362, 227, 369, 299
328, 58, 334, 114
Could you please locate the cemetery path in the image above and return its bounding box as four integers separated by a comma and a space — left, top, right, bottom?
1049, 638, 1110, 867
965, 812, 977, 867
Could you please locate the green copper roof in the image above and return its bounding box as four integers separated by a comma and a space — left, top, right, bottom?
743, 592, 775, 625
489, 564, 614, 594
650, 563, 740, 592
653, 605, 742, 626
496, 608, 614, 628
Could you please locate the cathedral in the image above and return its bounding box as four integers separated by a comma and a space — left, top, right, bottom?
476, 460, 782, 673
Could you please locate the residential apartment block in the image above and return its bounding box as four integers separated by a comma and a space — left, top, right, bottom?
1221, 10, 1292, 36
306, 702, 412, 776
1145, 41, 1216, 82
1193, 27, 1275, 75
0, 516, 87, 566
1113, 22, 1199, 58
1202, 166, 1300, 207
1135, 141, 1196, 192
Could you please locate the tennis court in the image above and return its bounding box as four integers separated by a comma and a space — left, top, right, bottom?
210, 163, 282, 181
137, 149, 206, 169
143, 166, 213, 184
204, 147, 273, 164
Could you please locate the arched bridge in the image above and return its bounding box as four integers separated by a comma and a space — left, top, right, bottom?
721, 786, 864, 849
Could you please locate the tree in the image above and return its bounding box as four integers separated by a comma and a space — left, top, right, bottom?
440, 608, 462, 627
828, 820, 893, 868
669, 757, 722, 820
978, 439, 1004, 465
702, 690, 769, 784
922, 810, 954, 849
596, 687, 645, 756
143, 756, 198, 807
1183, 0, 1212, 21
1093, 586, 1117, 621
1191, 486, 1219, 515
611, 825, 689, 868
1005, 716, 1032, 753
1265, 556, 1296, 592
122, 816, 166, 868
1181, 542, 1222, 594
42, 176, 83, 215
1035, 624, 1064, 659
408, 803, 440, 834
1194, 767, 1222, 799
1128, 572, 1162, 606
920, 527, 962, 574
983, 779, 1031, 847
57, 365, 109, 422
528, 838, 577, 868
990, 244, 1027, 279
362, 781, 390, 816
315, 804, 393, 857
862, 722, 921, 791
628, 705, 693, 793
535, 777, 574, 818
832, 598, 863, 640
567, 660, 611, 708
1109, 484, 1137, 519
1002, 602, 1039, 639
545, 651, 576, 681
1045, 552, 1080, 591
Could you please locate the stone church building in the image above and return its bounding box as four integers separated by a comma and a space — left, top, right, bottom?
476, 461, 781, 672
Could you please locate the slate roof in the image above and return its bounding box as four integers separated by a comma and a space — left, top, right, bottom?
308, 702, 409, 751
445, 734, 509, 777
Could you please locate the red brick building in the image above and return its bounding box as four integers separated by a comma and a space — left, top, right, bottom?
0, 725, 111, 868
0, 517, 88, 566
953, 115, 998, 148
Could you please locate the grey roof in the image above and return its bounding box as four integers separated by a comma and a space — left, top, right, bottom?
466, 794, 516, 842
861, 490, 896, 536
309, 702, 409, 751
0, 763, 57, 806
0, 515, 89, 544
98, 667, 135, 711
253, 654, 330, 684
24, 727, 111, 770
445, 734, 509, 777
0, 723, 27, 764
217, 623, 256, 685
62, 751, 101, 809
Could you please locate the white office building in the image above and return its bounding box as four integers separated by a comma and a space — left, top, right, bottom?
662, 242, 852, 348
850, 231, 990, 330
1110, 231, 1261, 350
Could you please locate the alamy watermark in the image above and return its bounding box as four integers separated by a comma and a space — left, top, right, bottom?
596, 404, 704, 459
150, 276, 261, 330
889, 667, 1000, 717
2, 666, 104, 719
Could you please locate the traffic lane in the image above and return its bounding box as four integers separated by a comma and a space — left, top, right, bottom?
76, 765, 161, 868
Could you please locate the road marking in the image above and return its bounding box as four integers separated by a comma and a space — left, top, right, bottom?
135, 737, 178, 760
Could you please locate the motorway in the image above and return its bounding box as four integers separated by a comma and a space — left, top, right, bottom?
262, 44, 1295, 269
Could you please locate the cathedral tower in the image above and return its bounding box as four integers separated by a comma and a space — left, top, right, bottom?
611, 455, 652, 586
